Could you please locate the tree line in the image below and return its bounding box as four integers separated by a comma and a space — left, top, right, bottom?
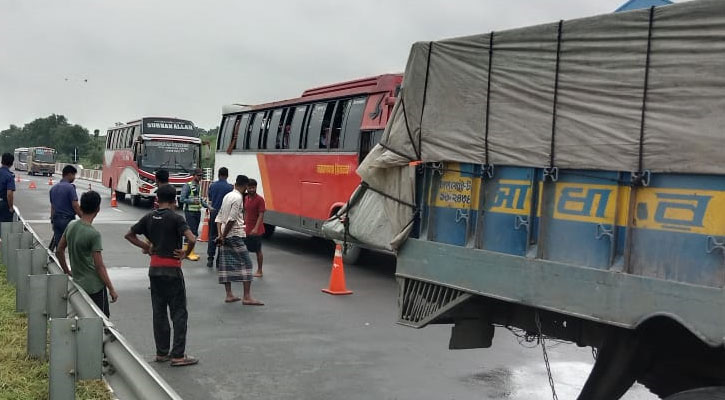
0, 115, 218, 169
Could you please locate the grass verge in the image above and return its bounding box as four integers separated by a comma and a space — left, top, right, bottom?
0, 264, 111, 400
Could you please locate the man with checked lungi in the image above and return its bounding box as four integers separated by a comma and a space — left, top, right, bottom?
214, 174, 264, 305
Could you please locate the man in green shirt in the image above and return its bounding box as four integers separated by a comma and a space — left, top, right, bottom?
56, 191, 118, 317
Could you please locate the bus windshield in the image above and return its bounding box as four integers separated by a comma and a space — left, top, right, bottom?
17, 152, 27, 163
141, 140, 199, 172
33, 149, 55, 163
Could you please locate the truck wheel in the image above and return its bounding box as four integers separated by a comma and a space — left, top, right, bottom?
665, 387, 725, 400
115, 191, 126, 201
342, 243, 363, 265
262, 224, 275, 239
130, 194, 141, 207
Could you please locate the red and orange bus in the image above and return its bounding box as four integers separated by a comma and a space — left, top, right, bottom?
103, 117, 201, 206
215, 74, 402, 259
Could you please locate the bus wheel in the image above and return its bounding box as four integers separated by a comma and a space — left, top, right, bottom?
262, 224, 275, 239
115, 191, 126, 201
664, 387, 725, 400
341, 243, 363, 265
130, 194, 141, 207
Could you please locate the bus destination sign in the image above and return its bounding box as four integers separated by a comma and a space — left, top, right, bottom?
142, 118, 197, 137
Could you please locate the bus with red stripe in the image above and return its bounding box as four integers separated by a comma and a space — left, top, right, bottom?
102, 117, 202, 206
215, 74, 402, 258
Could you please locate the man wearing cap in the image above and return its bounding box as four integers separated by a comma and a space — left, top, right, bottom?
179, 168, 207, 261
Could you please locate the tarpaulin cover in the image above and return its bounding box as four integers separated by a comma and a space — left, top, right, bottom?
322, 0, 725, 251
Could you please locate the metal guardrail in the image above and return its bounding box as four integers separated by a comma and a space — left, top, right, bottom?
3, 207, 183, 400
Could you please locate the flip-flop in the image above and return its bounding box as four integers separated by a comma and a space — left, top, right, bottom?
170, 356, 199, 367
242, 300, 264, 306
224, 297, 241, 303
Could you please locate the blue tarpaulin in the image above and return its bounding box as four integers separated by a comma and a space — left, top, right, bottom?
615, 0, 673, 12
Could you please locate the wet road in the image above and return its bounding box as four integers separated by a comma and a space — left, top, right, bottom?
15, 173, 657, 400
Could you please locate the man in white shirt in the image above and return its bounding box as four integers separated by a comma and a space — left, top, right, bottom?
214, 175, 264, 305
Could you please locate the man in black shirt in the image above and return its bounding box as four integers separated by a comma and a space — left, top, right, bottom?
124, 184, 198, 367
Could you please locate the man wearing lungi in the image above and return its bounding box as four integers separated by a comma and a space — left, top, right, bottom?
214, 174, 264, 305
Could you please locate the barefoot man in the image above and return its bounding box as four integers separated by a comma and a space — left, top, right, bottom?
215, 175, 263, 305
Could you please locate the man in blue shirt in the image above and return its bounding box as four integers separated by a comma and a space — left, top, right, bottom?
0, 153, 16, 223
206, 167, 233, 268
49, 165, 82, 250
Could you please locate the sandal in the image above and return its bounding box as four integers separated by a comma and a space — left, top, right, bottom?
170, 356, 199, 367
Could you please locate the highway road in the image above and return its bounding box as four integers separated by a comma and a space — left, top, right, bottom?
14, 173, 656, 400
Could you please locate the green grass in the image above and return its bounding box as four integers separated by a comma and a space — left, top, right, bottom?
0, 265, 111, 400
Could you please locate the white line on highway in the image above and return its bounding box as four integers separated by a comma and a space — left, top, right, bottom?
111, 208, 124, 213
24, 219, 138, 225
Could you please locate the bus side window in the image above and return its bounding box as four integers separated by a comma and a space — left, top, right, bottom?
248, 111, 265, 150
106, 131, 112, 149
235, 114, 251, 150
264, 109, 283, 150
329, 99, 351, 150
289, 105, 308, 150
343, 97, 367, 151
269, 108, 286, 150
126, 128, 133, 148
304, 103, 331, 150
218, 116, 234, 151
217, 116, 229, 151
279, 107, 295, 149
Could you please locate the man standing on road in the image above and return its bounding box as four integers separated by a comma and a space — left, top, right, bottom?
56, 191, 118, 317
215, 175, 263, 305
49, 165, 82, 250
206, 167, 233, 268
0, 153, 16, 223
153, 169, 170, 209
124, 184, 199, 367
244, 179, 266, 277
179, 168, 207, 261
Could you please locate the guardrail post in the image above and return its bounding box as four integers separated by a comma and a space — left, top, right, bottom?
47, 274, 69, 318
49, 318, 75, 399
49, 316, 103, 399
28, 274, 48, 359
32, 247, 48, 274
15, 249, 32, 312
6, 232, 23, 285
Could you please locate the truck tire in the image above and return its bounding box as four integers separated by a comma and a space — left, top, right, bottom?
115, 191, 126, 201
665, 387, 725, 400
262, 224, 275, 239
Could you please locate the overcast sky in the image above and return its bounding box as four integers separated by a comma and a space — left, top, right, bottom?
1, 0, 643, 132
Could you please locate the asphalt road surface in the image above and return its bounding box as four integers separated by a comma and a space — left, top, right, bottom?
14, 173, 657, 400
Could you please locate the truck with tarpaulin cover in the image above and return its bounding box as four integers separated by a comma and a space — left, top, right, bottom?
323, 0, 725, 398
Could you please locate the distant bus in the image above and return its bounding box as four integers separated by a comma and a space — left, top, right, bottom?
27, 147, 56, 176
102, 117, 201, 206
13, 147, 28, 171
215, 74, 402, 260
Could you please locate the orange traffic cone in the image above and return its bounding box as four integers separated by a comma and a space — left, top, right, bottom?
110, 191, 118, 207
28, 181, 37, 190
322, 243, 353, 295
48, 176, 53, 185
199, 209, 210, 242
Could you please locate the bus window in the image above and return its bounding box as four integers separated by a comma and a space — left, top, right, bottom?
304, 102, 333, 150
263, 109, 283, 150
126, 128, 133, 148
235, 114, 251, 150
106, 131, 111, 149
267, 109, 284, 150
343, 97, 367, 150
278, 107, 295, 149
289, 105, 308, 150
329, 99, 350, 150
247, 111, 265, 150
218, 116, 236, 151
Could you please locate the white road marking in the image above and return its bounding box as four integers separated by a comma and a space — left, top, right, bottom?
111, 208, 124, 213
